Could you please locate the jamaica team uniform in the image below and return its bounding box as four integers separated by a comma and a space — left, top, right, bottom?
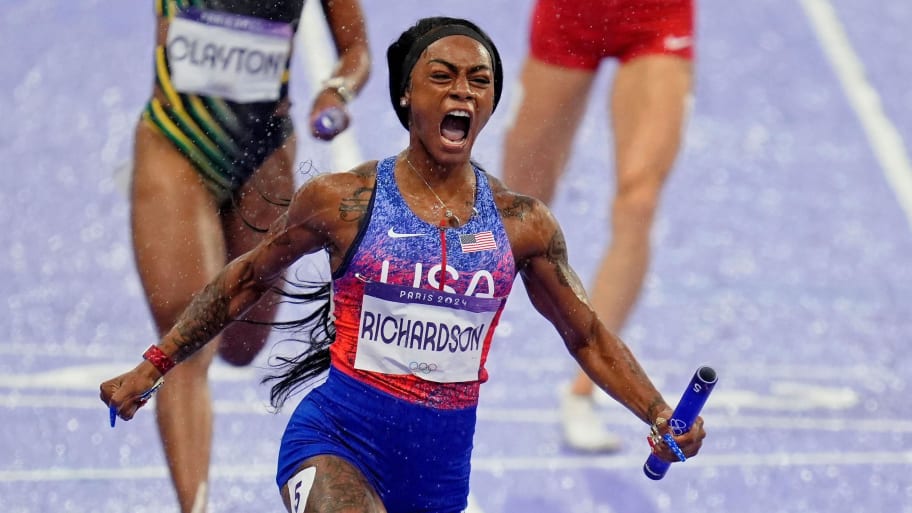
144, 0, 303, 202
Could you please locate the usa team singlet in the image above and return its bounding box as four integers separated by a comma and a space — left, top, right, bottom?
276, 156, 516, 512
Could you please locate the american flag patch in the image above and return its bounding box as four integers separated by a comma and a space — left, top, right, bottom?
459, 231, 497, 253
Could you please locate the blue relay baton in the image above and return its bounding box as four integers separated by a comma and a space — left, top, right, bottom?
643, 365, 718, 480
109, 376, 164, 428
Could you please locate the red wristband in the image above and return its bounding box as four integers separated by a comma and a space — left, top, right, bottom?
143, 345, 176, 375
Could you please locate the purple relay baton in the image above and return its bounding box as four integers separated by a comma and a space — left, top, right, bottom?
313, 106, 349, 140
643, 365, 718, 480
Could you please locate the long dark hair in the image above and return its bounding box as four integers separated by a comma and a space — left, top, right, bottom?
223, 161, 334, 409
259, 275, 336, 409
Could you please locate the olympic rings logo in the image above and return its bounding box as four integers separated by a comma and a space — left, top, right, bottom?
409, 361, 439, 374
669, 418, 688, 436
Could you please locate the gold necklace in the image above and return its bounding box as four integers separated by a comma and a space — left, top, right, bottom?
405, 155, 469, 227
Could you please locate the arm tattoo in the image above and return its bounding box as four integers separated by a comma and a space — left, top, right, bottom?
339, 186, 372, 222
171, 266, 244, 360
499, 195, 533, 220
545, 231, 571, 287
547, 230, 592, 305
646, 396, 667, 423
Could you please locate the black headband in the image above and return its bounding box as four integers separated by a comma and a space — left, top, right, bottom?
388, 22, 503, 129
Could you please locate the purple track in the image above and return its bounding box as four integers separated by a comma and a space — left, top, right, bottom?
2, 0, 911, 512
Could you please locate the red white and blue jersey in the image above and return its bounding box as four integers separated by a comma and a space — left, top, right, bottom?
329, 156, 516, 409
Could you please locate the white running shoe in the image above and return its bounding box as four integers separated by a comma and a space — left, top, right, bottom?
560, 387, 623, 452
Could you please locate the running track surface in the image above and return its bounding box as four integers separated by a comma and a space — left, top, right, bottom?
1, 1, 911, 512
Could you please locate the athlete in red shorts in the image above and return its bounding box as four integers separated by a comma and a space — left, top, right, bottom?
503, 0, 695, 452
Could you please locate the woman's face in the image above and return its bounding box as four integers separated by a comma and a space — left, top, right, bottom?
405, 35, 495, 164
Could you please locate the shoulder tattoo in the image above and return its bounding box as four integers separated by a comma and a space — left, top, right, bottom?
351, 166, 374, 179
499, 195, 534, 220
339, 186, 373, 222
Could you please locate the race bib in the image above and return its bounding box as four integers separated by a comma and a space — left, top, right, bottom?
286, 467, 315, 513
166, 8, 293, 103
354, 282, 504, 383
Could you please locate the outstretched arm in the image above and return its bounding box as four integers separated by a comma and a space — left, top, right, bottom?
100, 174, 344, 421
519, 218, 667, 424
503, 193, 704, 461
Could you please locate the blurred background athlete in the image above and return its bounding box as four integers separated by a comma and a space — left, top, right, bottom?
502, 0, 695, 451
128, 1, 369, 511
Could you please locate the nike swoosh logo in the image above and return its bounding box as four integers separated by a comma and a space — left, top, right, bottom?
663, 35, 693, 51
387, 228, 427, 239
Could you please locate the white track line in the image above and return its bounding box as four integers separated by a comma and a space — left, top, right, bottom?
4, 450, 912, 483
3, 393, 911, 433
471, 450, 912, 472
0, 351, 899, 383
800, 0, 912, 228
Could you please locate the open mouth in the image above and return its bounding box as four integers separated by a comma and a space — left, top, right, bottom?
440, 110, 471, 143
